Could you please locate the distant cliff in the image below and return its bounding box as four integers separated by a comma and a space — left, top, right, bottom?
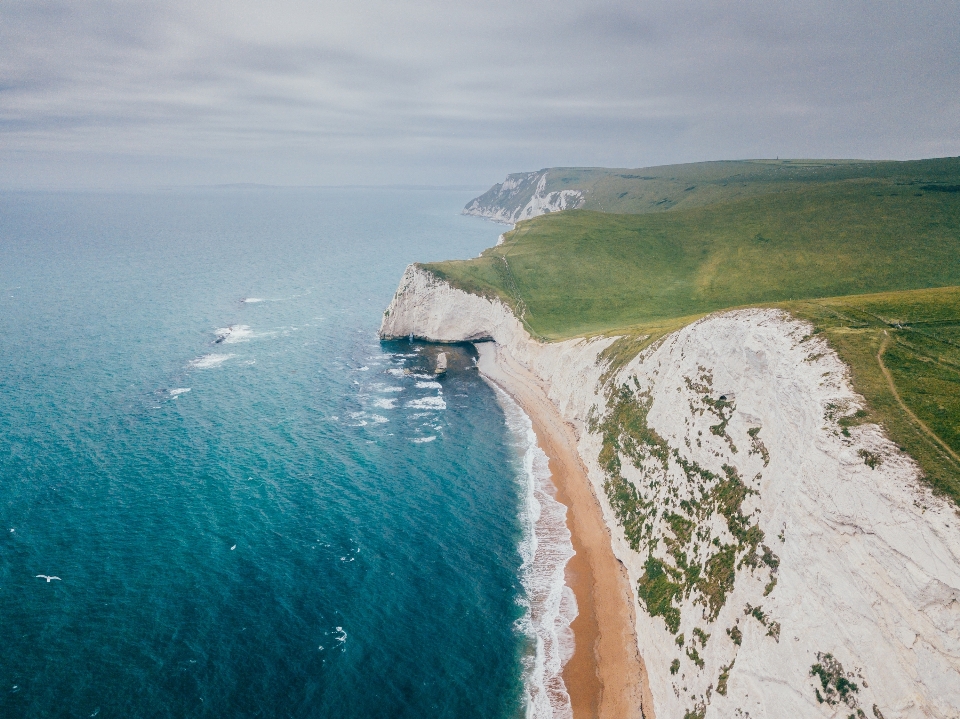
463, 158, 960, 220
462, 169, 584, 223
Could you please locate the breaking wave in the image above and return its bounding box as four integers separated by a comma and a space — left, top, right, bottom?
405, 396, 446, 410
189, 353, 235, 369
491, 386, 576, 719
214, 325, 254, 344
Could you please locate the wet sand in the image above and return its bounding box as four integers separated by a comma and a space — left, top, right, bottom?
476, 343, 655, 719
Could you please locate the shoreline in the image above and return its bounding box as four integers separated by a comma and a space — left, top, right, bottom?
489, 382, 577, 717
476, 342, 655, 719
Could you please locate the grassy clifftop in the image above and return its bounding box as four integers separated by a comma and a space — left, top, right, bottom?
785, 288, 960, 502
430, 165, 960, 339
429, 156, 960, 503
478, 157, 960, 217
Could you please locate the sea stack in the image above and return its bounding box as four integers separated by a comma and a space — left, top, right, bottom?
434, 352, 447, 375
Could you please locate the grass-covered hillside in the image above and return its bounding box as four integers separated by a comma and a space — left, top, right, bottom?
429, 156, 960, 503
470, 157, 960, 217
433, 164, 960, 339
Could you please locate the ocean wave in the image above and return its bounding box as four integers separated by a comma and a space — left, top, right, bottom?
373, 398, 397, 409
214, 325, 254, 343
169, 388, 191, 398
189, 353, 235, 369
415, 381, 442, 389
379, 386, 403, 393
241, 290, 311, 304
492, 386, 576, 719
411, 436, 436, 443
405, 396, 446, 410
370, 415, 389, 424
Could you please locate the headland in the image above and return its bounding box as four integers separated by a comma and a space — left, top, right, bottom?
380, 158, 960, 718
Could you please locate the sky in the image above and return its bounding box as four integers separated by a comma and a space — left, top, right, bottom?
2, 0, 958, 189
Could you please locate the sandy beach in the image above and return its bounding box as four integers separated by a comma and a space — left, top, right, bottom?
476, 343, 655, 719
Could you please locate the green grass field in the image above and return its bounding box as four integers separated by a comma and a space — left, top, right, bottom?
474, 157, 960, 218
785, 288, 960, 504
430, 157, 960, 503
431, 173, 960, 340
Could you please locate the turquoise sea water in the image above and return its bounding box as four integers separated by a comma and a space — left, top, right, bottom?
0, 188, 573, 718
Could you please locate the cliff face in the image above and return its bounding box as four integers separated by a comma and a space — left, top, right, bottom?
379, 264, 524, 344
379, 267, 960, 718
599, 312, 960, 719
462, 170, 584, 224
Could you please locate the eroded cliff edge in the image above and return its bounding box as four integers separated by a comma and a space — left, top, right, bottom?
380, 264, 960, 718
462, 169, 585, 224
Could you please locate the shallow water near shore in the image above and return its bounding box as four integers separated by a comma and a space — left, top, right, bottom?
0, 188, 572, 718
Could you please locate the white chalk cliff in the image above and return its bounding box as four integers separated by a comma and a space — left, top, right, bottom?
380, 264, 960, 718
463, 170, 584, 224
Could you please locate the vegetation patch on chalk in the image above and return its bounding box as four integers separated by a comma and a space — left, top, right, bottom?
593, 367, 779, 638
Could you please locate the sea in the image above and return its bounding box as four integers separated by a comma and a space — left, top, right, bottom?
0, 188, 575, 719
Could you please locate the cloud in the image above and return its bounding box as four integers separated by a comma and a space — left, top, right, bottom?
1, 0, 958, 187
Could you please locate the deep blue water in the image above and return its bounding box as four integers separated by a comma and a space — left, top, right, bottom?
0, 188, 533, 718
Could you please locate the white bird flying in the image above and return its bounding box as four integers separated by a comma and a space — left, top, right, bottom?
36, 575, 61, 582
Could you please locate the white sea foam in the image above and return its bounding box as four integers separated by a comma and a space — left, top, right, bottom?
242, 291, 310, 303
189, 353, 235, 369
380, 386, 403, 393
411, 436, 436, 443
405, 396, 446, 410
386, 368, 405, 377
347, 410, 380, 427
373, 398, 397, 409
169, 388, 191, 398
214, 325, 254, 343
491, 385, 576, 719
415, 381, 442, 389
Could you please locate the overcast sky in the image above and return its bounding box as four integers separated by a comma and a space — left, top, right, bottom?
2, 0, 958, 188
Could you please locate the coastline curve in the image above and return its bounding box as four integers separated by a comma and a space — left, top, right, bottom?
379, 264, 654, 719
